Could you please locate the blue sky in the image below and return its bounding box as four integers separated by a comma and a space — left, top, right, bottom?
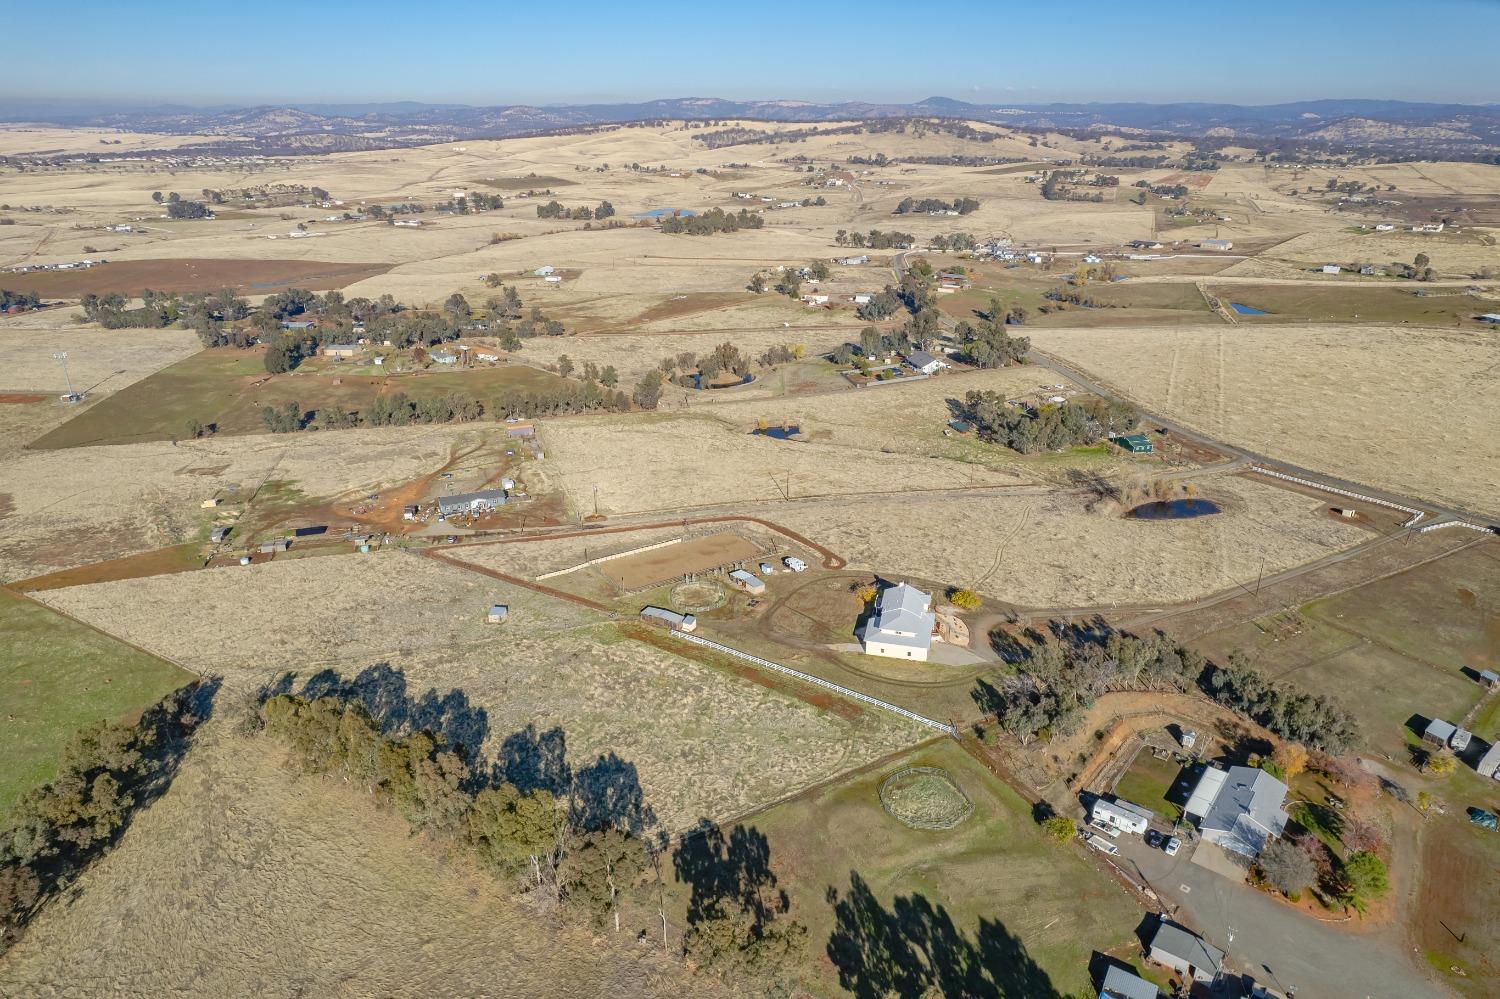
9, 0, 1499, 106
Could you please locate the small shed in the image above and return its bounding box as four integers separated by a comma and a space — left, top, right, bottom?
1320, 264, 1341, 275
1180, 729, 1197, 750
403, 505, 419, 521
1479, 669, 1499, 688
534, 265, 556, 276
1477, 743, 1500, 780
487, 604, 509, 624
1113, 433, 1154, 454
640, 606, 697, 632
728, 569, 766, 594
1423, 718, 1457, 748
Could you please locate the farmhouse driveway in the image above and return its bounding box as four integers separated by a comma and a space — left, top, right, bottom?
1118, 835, 1449, 998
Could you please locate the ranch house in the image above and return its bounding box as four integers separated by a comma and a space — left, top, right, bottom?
1148, 921, 1224, 985
861, 582, 936, 662
1183, 764, 1288, 859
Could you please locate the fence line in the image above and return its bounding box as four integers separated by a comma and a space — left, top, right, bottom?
1418, 520, 1495, 535
667, 632, 957, 736
534, 536, 684, 580
1248, 465, 1425, 526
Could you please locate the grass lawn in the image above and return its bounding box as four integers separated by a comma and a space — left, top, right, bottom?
1414, 792, 1500, 998
0, 588, 196, 818
732, 739, 1143, 997
33, 349, 571, 449
1113, 751, 1187, 823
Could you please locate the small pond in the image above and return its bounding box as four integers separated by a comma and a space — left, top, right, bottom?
1229, 303, 1269, 315
634, 207, 698, 218
751, 424, 801, 441
1129, 498, 1222, 520
693, 371, 753, 389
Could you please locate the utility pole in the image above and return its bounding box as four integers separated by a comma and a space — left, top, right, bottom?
53, 351, 80, 402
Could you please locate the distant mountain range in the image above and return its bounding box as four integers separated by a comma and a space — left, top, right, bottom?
3, 96, 1498, 157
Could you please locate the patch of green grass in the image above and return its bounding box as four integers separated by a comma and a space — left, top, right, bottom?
0, 589, 195, 818
1113, 752, 1185, 822
1468, 694, 1500, 743
734, 740, 1141, 997
1217, 283, 1491, 327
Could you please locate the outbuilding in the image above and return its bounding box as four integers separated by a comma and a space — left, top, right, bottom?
1320, 264, 1341, 275
1148, 921, 1224, 985
640, 605, 697, 632
322, 343, 361, 359
1424, 718, 1458, 748
1477, 742, 1500, 779
487, 604, 509, 624
728, 569, 766, 594
906, 350, 943, 375
1199, 239, 1234, 251
436, 489, 507, 517
1100, 964, 1162, 999
1479, 669, 1499, 687
1112, 433, 1154, 454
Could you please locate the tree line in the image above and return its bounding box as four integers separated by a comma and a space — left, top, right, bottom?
1, 684, 213, 957
256, 690, 806, 985
832, 228, 914, 249
536, 200, 615, 220
659, 208, 762, 235
894, 197, 980, 215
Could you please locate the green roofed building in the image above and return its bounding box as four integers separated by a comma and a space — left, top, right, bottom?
1113, 433, 1153, 453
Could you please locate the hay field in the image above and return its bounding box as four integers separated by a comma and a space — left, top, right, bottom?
774, 475, 1369, 606
37, 553, 925, 828
0, 424, 474, 581
1219, 228, 1500, 279
537, 409, 1027, 517
1029, 323, 1500, 517
0, 723, 734, 999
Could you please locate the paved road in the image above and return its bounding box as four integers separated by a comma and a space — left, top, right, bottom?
1114, 834, 1450, 998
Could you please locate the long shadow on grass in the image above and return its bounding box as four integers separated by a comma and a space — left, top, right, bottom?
261, 665, 656, 835
826, 872, 1061, 999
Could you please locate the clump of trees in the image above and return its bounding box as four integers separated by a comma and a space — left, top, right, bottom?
1205, 651, 1358, 753
535, 200, 615, 221
832, 228, 914, 249
894, 197, 979, 215
0, 289, 41, 312
957, 390, 1135, 453
659, 208, 763, 235
955, 302, 1030, 368
257, 690, 806, 978
1, 684, 212, 957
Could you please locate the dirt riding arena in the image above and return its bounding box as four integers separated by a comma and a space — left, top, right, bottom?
600, 532, 762, 590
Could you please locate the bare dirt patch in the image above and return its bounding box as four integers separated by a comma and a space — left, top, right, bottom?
601, 532, 762, 589
10, 258, 392, 297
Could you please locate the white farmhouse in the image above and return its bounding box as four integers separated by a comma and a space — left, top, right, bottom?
1184, 765, 1288, 859
861, 583, 936, 661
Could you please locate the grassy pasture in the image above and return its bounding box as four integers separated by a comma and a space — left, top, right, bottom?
32, 348, 570, 448
737, 739, 1141, 997
0, 588, 195, 818
1218, 283, 1494, 326
1112, 750, 1186, 823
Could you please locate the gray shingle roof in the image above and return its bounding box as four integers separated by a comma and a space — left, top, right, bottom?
1150, 921, 1223, 975
1101, 964, 1161, 999
1200, 766, 1288, 857
862, 582, 935, 651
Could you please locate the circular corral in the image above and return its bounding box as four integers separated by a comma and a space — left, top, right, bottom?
669, 578, 727, 613
879, 766, 974, 830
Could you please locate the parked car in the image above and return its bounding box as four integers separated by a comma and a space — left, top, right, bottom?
1144, 830, 1163, 849
1164, 836, 1182, 856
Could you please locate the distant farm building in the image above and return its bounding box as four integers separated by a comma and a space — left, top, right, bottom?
437, 489, 507, 517
486, 604, 509, 624
640, 605, 697, 632
534, 265, 556, 276
906, 350, 943, 375
728, 569, 766, 594
836, 254, 870, 266
1128, 239, 1164, 250
322, 343, 361, 359
1320, 264, 1341, 274
504, 420, 536, 437
1199, 239, 1234, 251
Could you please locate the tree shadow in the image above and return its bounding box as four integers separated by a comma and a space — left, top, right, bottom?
570, 752, 656, 835
674, 819, 786, 928
493, 723, 571, 795
1045, 614, 1114, 647
294, 663, 490, 760
826, 872, 1060, 998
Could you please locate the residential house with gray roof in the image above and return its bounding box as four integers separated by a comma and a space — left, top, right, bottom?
860, 582, 936, 662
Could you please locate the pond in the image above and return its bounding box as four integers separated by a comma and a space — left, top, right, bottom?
693, 371, 753, 390
751, 424, 800, 441
1129, 498, 1222, 520
633, 207, 698, 218
1229, 303, 1269, 315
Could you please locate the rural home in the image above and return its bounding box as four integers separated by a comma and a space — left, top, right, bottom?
430, 350, 458, 365
836, 254, 870, 266
1320, 264, 1341, 275
728, 569, 766, 594
504, 420, 536, 438
1184, 765, 1288, 859
1090, 797, 1153, 836
640, 605, 697, 632
436, 489, 507, 517
1083, 253, 1102, 264
1199, 239, 1234, 251
851, 293, 873, 305
861, 582, 936, 662
1476, 314, 1500, 325
906, 350, 943, 375
1374, 223, 1396, 232
322, 343, 361, 359
1423, 717, 1458, 748
1099, 964, 1161, 999
801, 293, 829, 306
1112, 433, 1153, 454
280, 320, 316, 331
1148, 921, 1224, 985
534, 265, 556, 276
1128, 239, 1164, 250
1412, 222, 1445, 233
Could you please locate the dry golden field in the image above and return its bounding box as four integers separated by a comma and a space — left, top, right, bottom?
36, 552, 925, 829
0, 424, 476, 581
0, 722, 735, 999
1029, 323, 1500, 517
774, 474, 1370, 606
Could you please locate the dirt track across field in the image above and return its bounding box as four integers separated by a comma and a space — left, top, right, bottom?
600, 533, 761, 589
8, 258, 392, 297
